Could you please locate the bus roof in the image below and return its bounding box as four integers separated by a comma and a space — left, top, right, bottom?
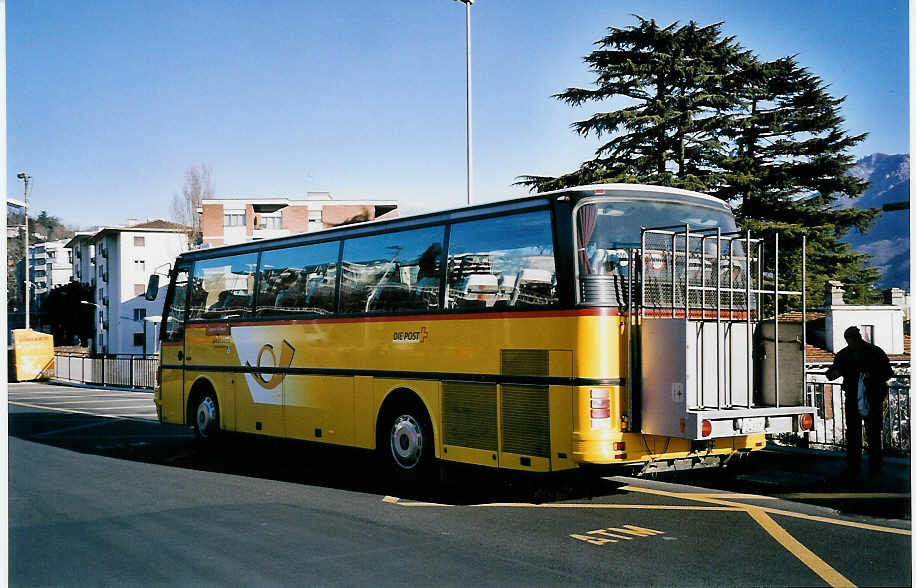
542, 183, 732, 209
179, 184, 730, 261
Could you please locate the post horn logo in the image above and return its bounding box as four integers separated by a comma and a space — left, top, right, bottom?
246, 340, 295, 389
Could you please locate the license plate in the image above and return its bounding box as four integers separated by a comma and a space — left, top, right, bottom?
741, 417, 765, 434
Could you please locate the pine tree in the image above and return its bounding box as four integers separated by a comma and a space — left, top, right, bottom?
519, 17, 883, 307
517, 17, 749, 193
718, 56, 881, 304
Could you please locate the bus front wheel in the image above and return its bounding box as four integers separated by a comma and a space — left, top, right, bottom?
379, 400, 433, 480
194, 391, 220, 440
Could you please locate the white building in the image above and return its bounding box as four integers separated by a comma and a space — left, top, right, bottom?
780, 282, 911, 448
66, 232, 96, 286
67, 220, 189, 355
30, 239, 74, 301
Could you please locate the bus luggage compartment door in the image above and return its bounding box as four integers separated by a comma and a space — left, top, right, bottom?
639, 318, 808, 439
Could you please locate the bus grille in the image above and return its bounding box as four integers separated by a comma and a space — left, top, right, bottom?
443, 381, 498, 452
501, 384, 550, 458
500, 349, 548, 377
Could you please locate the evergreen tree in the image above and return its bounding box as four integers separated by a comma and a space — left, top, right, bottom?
519, 17, 882, 307
718, 56, 880, 304
517, 17, 749, 193
43, 281, 94, 346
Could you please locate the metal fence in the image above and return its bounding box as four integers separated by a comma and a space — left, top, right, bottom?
807, 377, 910, 456
54, 353, 159, 390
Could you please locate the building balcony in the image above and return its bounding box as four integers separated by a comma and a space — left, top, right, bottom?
252, 227, 290, 240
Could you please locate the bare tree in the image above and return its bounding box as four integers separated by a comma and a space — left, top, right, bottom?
171, 164, 213, 245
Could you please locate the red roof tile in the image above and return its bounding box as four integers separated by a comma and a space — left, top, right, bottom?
777, 311, 826, 323
804, 344, 835, 363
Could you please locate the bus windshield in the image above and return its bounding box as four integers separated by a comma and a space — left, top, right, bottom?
577, 198, 739, 276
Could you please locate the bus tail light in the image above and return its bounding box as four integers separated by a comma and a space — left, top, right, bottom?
590, 389, 610, 429
613, 442, 625, 451
799, 413, 814, 431
701, 420, 712, 437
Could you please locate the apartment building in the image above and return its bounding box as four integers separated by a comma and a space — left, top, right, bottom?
67, 220, 189, 355
29, 239, 74, 301
199, 192, 398, 247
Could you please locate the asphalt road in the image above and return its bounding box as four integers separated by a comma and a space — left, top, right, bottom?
9, 382, 913, 587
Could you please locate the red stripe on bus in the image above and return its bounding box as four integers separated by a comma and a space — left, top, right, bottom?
172, 307, 750, 333
183, 307, 625, 329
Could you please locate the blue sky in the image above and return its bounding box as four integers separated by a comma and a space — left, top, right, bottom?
6, 1, 909, 227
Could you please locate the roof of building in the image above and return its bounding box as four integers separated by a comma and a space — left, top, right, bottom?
88, 221, 190, 242
198, 196, 398, 209
805, 335, 910, 364
131, 219, 189, 230
776, 311, 827, 323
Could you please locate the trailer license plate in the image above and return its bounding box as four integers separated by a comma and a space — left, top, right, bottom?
742, 418, 765, 434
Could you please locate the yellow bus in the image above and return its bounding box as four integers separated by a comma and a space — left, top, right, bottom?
149, 184, 814, 480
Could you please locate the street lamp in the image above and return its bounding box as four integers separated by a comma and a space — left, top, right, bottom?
81, 300, 102, 354
17, 172, 31, 329
454, 0, 473, 206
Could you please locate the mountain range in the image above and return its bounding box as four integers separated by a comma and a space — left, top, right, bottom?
841, 153, 910, 291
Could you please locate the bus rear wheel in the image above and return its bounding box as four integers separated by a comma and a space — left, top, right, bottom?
194, 391, 220, 441
379, 400, 434, 480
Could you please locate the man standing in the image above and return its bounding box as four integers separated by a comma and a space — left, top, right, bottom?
826, 326, 894, 475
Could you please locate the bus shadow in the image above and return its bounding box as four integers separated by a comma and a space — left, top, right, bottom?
8, 411, 628, 506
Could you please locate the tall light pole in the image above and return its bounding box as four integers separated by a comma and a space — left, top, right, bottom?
16, 172, 31, 329
455, 0, 473, 206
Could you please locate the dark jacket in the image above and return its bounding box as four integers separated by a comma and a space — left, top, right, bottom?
827, 341, 894, 403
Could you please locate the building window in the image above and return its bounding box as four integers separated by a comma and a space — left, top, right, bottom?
308, 208, 323, 232
860, 324, 875, 343
48, 250, 56, 260
133, 333, 145, 347
258, 215, 283, 230
134, 236, 145, 247
68, 251, 73, 264
134, 259, 146, 272
133, 308, 147, 321
224, 213, 246, 227
134, 284, 146, 296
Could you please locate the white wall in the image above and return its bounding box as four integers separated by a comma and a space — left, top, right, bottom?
825, 305, 905, 355
111, 231, 188, 354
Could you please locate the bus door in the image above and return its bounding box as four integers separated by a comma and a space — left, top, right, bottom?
159, 263, 190, 424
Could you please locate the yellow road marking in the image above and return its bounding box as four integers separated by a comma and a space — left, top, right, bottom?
777, 492, 910, 500
384, 498, 742, 511
684, 493, 777, 500
746, 507, 854, 588
474, 503, 741, 511
620, 485, 911, 536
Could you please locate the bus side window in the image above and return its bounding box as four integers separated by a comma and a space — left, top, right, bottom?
256, 241, 339, 316
340, 226, 444, 314
446, 210, 558, 310
187, 253, 259, 321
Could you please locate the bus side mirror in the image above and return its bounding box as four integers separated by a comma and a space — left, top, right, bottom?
145, 275, 160, 301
